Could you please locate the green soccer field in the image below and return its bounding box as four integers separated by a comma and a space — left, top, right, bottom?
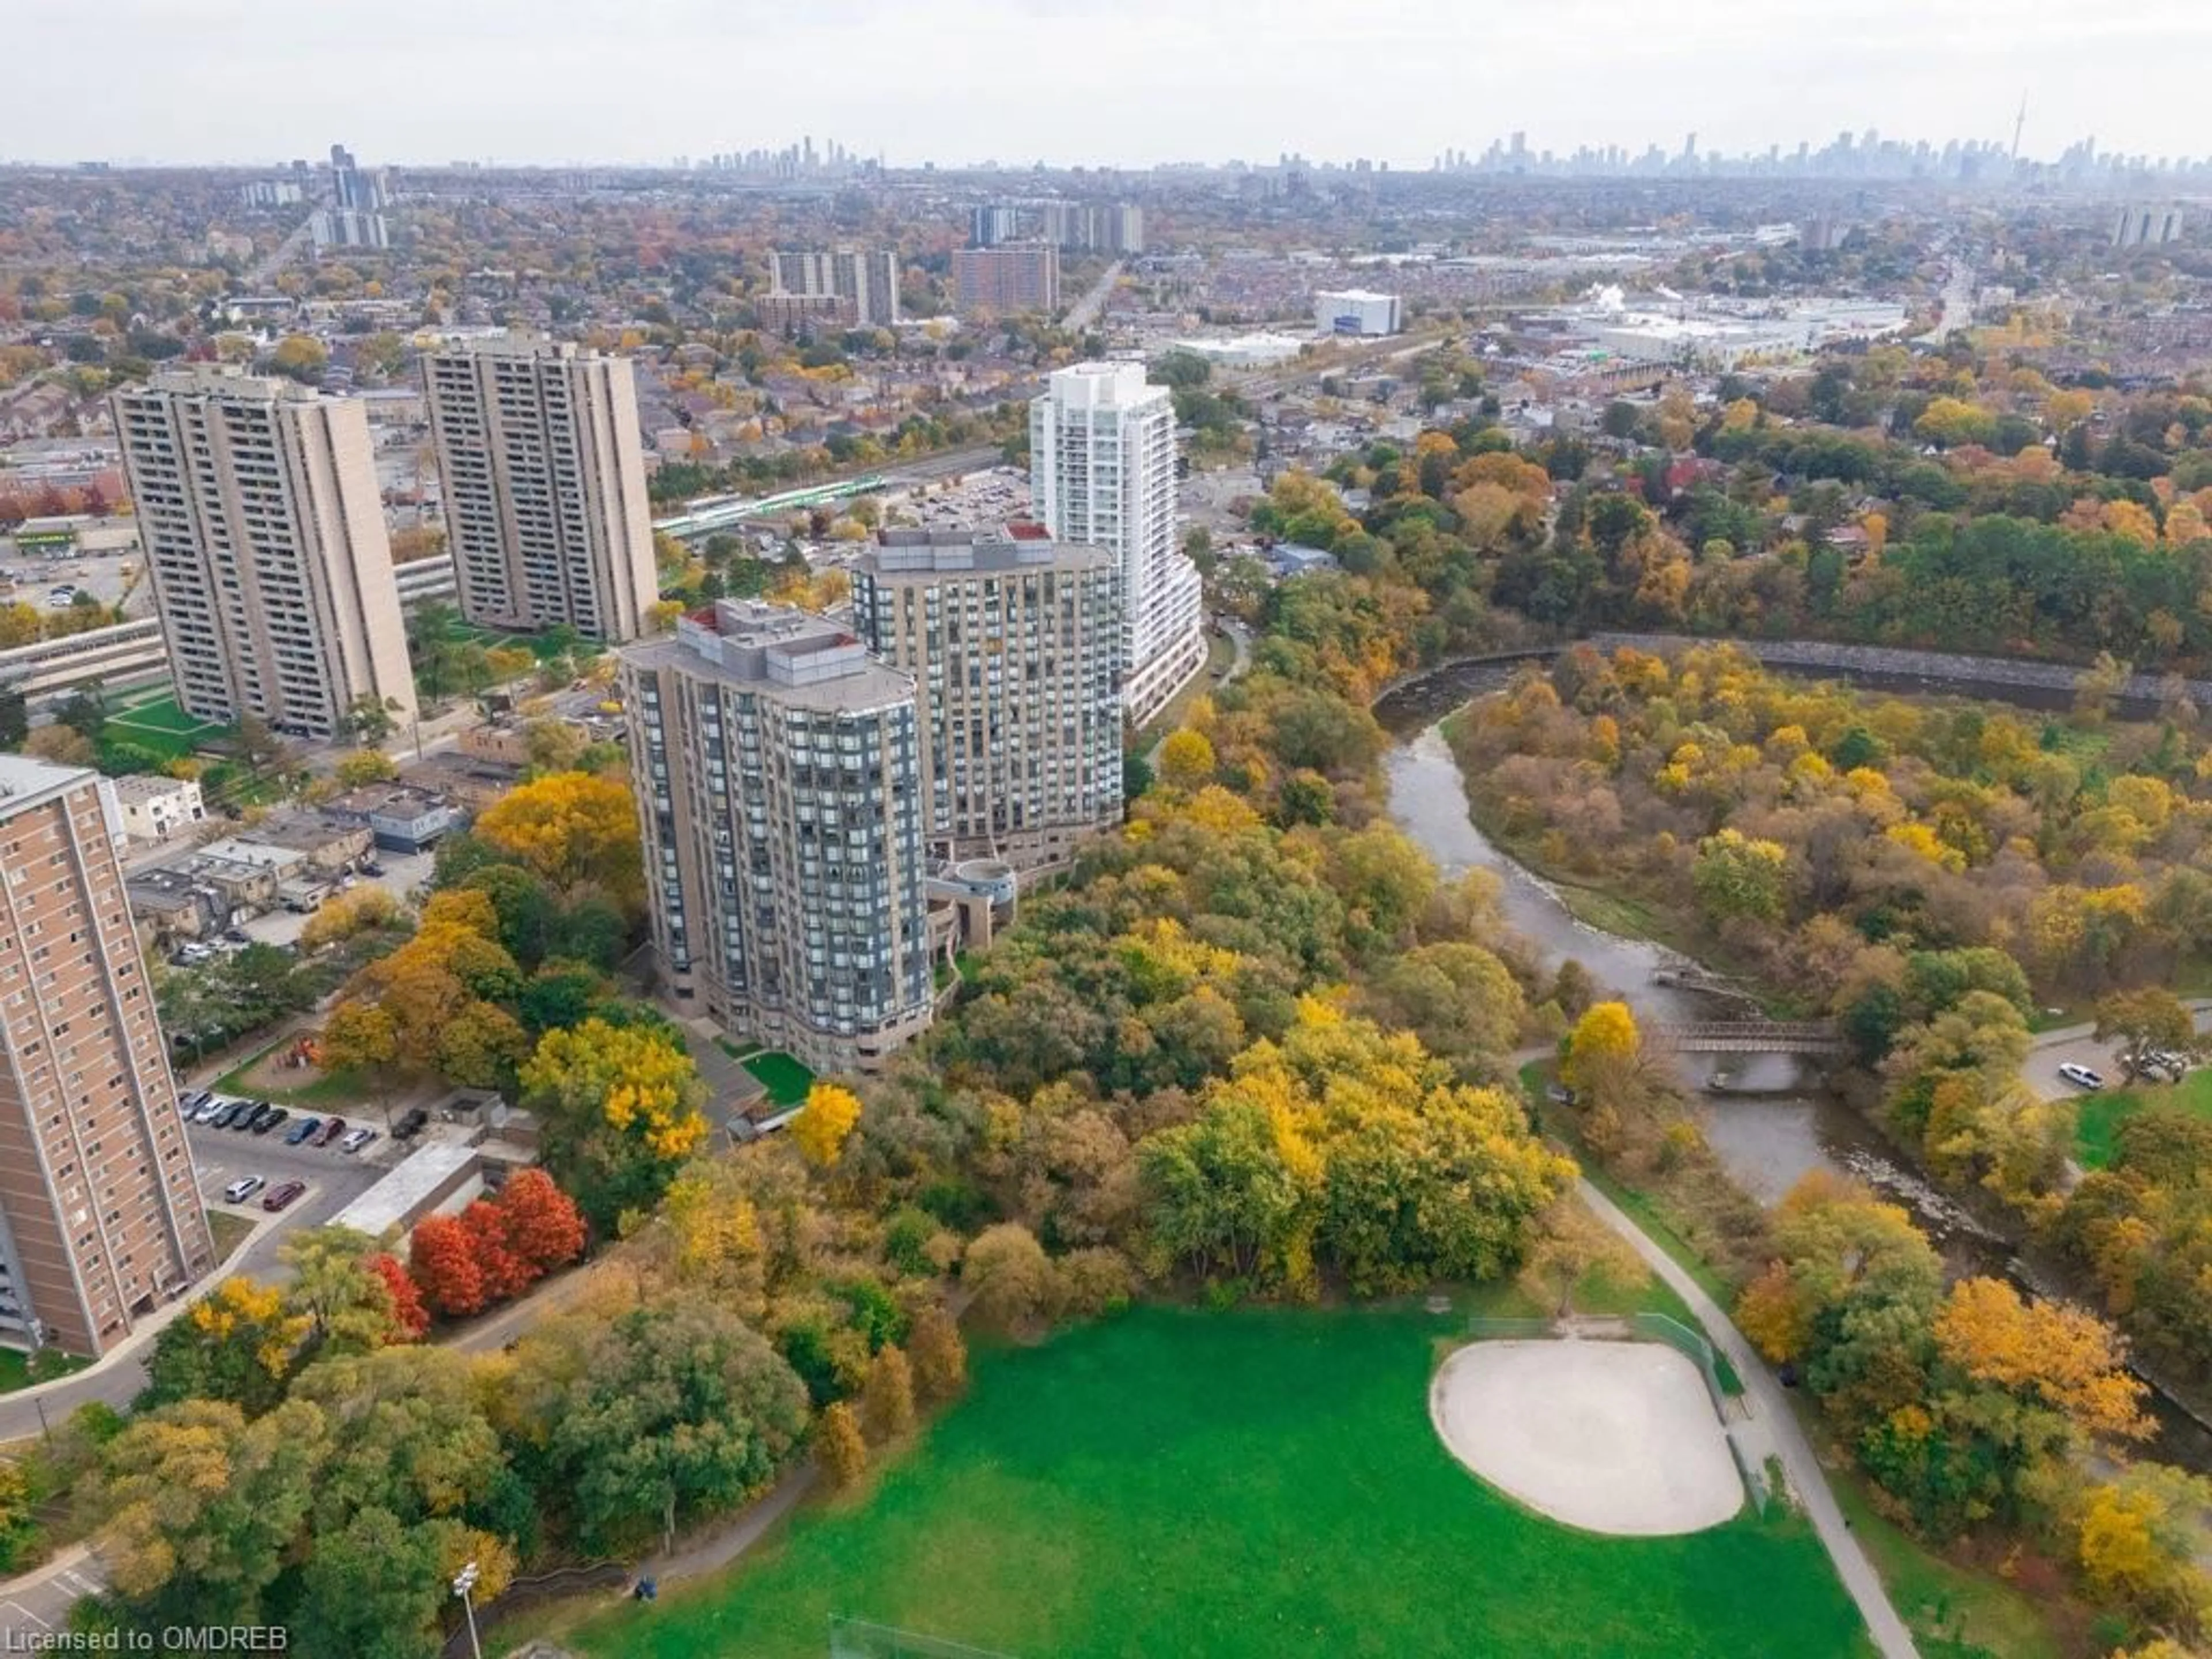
565, 1304, 1870, 1659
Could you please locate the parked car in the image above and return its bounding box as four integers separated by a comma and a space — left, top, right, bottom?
2058, 1062, 2105, 1090
222, 1100, 261, 1130
249, 1105, 290, 1136
361, 861, 385, 877
283, 1116, 322, 1146
261, 1180, 307, 1213
392, 1108, 430, 1142
315, 1116, 347, 1147
192, 1097, 229, 1124
338, 1127, 378, 1154
222, 1176, 266, 1204
180, 1089, 212, 1113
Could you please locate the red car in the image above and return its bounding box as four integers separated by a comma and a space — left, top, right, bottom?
261, 1180, 307, 1213
315, 1116, 348, 1147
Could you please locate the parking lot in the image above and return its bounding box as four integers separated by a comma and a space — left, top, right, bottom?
185, 1106, 388, 1273
2021, 1004, 2212, 1103
0, 550, 144, 615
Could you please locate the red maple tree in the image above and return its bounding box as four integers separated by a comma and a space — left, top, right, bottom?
367, 1252, 430, 1339
498, 1169, 588, 1272
408, 1214, 487, 1318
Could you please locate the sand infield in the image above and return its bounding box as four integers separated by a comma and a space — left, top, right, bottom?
1430, 1339, 1743, 1536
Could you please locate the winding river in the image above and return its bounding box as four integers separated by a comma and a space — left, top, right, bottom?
1376, 656, 2212, 1463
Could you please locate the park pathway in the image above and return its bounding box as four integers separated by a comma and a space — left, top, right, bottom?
1575, 1176, 1921, 1659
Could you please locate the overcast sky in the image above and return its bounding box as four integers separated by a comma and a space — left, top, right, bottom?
10, 0, 2210, 168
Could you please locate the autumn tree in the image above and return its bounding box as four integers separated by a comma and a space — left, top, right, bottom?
908, 1305, 968, 1406
1933, 1277, 2150, 1446
137, 1277, 308, 1417
791, 1081, 863, 1169
816, 1401, 868, 1491
514, 1297, 810, 1554
1561, 1001, 1642, 1100
1158, 728, 1217, 791
520, 1016, 710, 1232
496, 1168, 588, 1272
2095, 987, 2201, 1082
1518, 1198, 1647, 1317
366, 1255, 429, 1339
474, 770, 643, 908
1692, 828, 1788, 925
90, 1399, 328, 1628
963, 1222, 1060, 1336
407, 1216, 487, 1319
860, 1343, 917, 1442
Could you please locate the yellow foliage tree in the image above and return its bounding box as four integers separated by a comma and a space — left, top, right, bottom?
474, 771, 642, 905
1561, 1001, 1640, 1094
519, 1017, 710, 1163
1934, 1277, 2151, 1443
1158, 728, 1217, 791
790, 1082, 863, 1169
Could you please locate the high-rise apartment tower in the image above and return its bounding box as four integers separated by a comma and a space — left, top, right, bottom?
853, 525, 1122, 866
112, 366, 415, 740
770, 249, 902, 327
0, 757, 214, 1358
622, 601, 934, 1074
1028, 362, 1206, 726
423, 335, 661, 642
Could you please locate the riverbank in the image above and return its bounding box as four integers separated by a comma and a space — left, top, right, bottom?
1383, 699, 2090, 1659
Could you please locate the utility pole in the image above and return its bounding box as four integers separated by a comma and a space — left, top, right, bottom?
452, 1561, 482, 1659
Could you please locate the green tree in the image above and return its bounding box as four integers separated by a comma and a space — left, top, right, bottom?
520, 1298, 811, 1554
2094, 987, 2201, 1082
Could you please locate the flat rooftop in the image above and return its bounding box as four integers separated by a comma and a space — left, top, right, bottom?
327, 1140, 479, 1241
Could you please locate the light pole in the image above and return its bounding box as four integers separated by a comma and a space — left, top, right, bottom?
452, 1561, 482, 1659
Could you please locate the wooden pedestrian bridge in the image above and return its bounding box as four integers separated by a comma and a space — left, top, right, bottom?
1652, 1020, 1849, 1056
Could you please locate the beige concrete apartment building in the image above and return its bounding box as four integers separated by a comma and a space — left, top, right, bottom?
0, 757, 214, 1358
622, 601, 934, 1075
112, 366, 415, 741
771, 248, 902, 327
423, 336, 661, 642
853, 525, 1123, 868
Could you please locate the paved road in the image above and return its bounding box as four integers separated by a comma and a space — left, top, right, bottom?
1060, 259, 1125, 333
1577, 1176, 1919, 1659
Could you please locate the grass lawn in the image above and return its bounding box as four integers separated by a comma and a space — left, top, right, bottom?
562, 1305, 1869, 1659
2074, 1067, 2212, 1168
1133, 629, 1240, 756
743, 1050, 816, 1108
0, 1348, 89, 1396
208, 1208, 255, 1263
101, 688, 229, 759
214, 1039, 369, 1110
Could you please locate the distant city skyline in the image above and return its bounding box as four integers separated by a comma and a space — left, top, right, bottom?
9, 0, 2211, 172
